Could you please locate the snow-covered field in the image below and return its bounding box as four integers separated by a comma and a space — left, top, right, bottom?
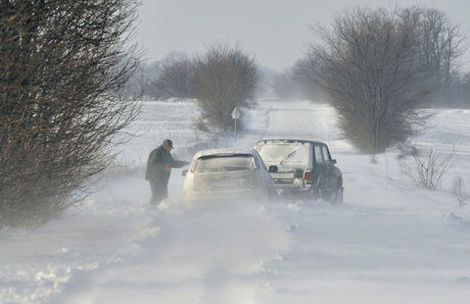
2, 99, 470, 304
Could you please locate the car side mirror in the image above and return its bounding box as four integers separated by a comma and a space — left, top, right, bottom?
332, 159, 337, 164
268, 165, 278, 173
182, 169, 188, 177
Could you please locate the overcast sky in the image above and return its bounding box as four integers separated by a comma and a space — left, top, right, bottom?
135, 0, 470, 72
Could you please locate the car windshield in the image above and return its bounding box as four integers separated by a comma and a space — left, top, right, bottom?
257, 142, 308, 166
194, 154, 255, 173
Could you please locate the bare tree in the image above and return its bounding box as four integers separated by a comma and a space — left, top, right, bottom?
411, 147, 455, 190
193, 44, 258, 131
405, 7, 465, 105
451, 175, 470, 206
119, 60, 164, 100
292, 57, 327, 102
255, 66, 274, 98
308, 7, 435, 154
271, 69, 296, 100
456, 72, 470, 107
0, 0, 140, 229
150, 56, 196, 100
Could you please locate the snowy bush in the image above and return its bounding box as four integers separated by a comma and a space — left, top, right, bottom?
451, 175, 470, 207
411, 147, 455, 190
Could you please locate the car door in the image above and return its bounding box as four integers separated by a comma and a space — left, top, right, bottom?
253, 151, 276, 199
313, 143, 338, 194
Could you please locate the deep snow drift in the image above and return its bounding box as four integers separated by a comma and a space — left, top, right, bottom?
2, 99, 470, 304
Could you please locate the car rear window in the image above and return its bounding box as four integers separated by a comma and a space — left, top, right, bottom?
194, 155, 255, 173
257, 142, 308, 165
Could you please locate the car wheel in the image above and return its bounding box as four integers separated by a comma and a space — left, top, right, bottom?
331, 178, 344, 204
321, 182, 343, 205
331, 186, 343, 205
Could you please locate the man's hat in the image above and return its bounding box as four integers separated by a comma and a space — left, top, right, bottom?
162, 139, 173, 148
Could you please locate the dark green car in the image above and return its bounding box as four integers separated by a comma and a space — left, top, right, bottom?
254, 139, 343, 204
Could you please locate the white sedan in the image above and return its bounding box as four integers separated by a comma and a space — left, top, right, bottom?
182, 147, 278, 205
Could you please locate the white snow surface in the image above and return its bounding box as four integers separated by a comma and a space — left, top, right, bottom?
2, 99, 470, 304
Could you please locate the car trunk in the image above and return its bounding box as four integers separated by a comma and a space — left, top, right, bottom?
255, 142, 310, 187
192, 170, 256, 194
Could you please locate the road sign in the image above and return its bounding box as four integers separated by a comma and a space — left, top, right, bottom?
231, 107, 240, 141
231, 107, 240, 120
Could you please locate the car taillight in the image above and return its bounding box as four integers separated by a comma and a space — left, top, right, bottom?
189, 162, 196, 172
303, 171, 312, 181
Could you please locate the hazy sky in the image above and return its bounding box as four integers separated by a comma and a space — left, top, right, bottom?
135, 0, 470, 72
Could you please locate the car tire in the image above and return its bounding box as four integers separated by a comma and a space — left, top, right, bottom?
331, 186, 343, 205
322, 181, 343, 205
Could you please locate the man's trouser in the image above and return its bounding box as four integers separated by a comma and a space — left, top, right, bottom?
149, 181, 168, 204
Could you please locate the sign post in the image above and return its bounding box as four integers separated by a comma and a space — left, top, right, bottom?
231, 107, 240, 141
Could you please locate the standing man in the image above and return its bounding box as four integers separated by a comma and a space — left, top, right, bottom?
145, 139, 188, 204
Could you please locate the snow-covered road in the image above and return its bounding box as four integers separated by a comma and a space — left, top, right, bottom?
2, 99, 470, 304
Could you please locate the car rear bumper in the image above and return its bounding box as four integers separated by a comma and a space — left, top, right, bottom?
184, 189, 267, 204
274, 183, 318, 199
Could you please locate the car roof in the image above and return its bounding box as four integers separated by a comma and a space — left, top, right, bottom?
193, 147, 258, 158
255, 138, 326, 145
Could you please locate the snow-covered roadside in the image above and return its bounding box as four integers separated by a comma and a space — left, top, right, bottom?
1, 193, 159, 303
0, 100, 207, 304
2, 99, 470, 304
